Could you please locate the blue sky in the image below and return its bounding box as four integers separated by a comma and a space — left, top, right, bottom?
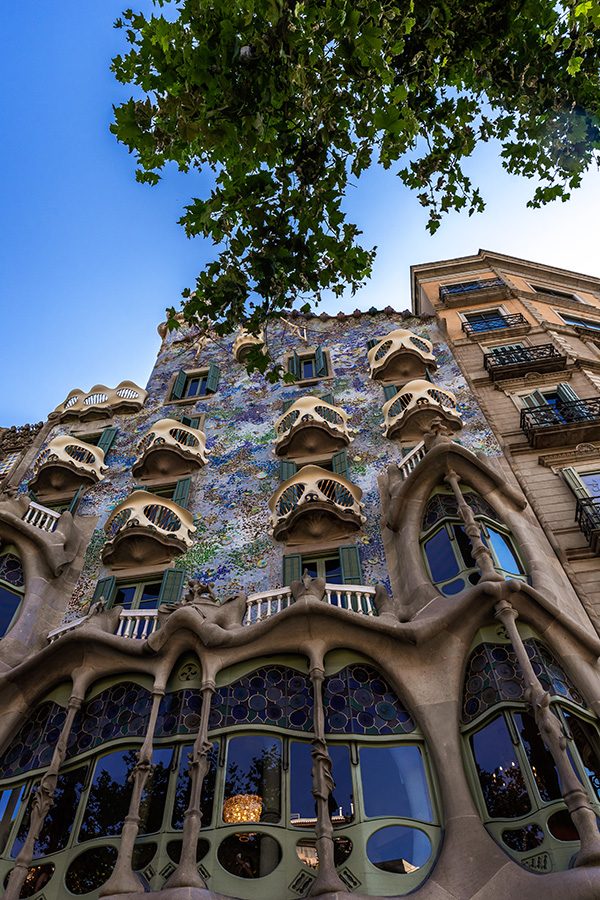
1, 2, 599, 426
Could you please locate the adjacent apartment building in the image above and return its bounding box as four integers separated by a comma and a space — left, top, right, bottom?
0, 252, 599, 900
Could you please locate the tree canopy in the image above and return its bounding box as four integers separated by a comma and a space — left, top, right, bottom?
112, 0, 600, 377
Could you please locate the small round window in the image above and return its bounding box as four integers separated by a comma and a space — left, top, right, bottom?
366, 825, 432, 874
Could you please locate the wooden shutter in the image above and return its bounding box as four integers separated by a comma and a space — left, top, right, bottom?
315, 346, 328, 377
288, 352, 301, 379
93, 576, 117, 607
28, 488, 38, 502
172, 477, 192, 509
367, 339, 378, 350
561, 467, 590, 499
282, 397, 296, 413
283, 554, 303, 586
172, 370, 188, 400
331, 449, 349, 479
339, 545, 363, 585
521, 390, 546, 408
68, 486, 84, 515
279, 460, 298, 481
96, 427, 118, 457
181, 415, 201, 429
556, 382, 579, 404
206, 363, 220, 393
320, 392, 335, 406
158, 568, 186, 606
383, 384, 399, 401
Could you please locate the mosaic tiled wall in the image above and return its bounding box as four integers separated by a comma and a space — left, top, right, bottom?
18, 311, 500, 622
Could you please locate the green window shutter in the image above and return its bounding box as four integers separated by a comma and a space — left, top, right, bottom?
320, 392, 335, 406
522, 390, 546, 408
279, 460, 298, 481
383, 384, 399, 401
557, 382, 579, 404
283, 554, 303, 586
93, 576, 117, 607
28, 488, 38, 502
172, 370, 188, 400
96, 427, 118, 457
315, 346, 328, 377
288, 352, 301, 379
331, 449, 349, 479
181, 415, 201, 429
339, 545, 363, 585
158, 568, 186, 605
282, 397, 296, 413
561, 467, 590, 499
367, 339, 378, 350
69, 486, 84, 515
172, 477, 192, 509
206, 363, 220, 394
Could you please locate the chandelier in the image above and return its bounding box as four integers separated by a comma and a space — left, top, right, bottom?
222, 794, 263, 824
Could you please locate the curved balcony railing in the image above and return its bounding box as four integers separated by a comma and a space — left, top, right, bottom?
269, 464, 365, 542
103, 490, 196, 567
132, 418, 208, 478
51, 381, 147, 421
233, 329, 265, 363
368, 328, 436, 382
382, 379, 462, 440
274, 396, 351, 457
30, 435, 106, 498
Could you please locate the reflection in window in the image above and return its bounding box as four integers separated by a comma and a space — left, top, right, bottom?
172, 742, 217, 829
78, 749, 136, 841
217, 832, 281, 879
0, 551, 24, 639
12, 766, 87, 858
513, 712, 560, 803
471, 716, 530, 818
290, 742, 354, 828
360, 746, 433, 822
224, 735, 282, 824
366, 825, 432, 873
138, 747, 173, 835
0, 785, 25, 854
65, 846, 118, 895
565, 712, 600, 801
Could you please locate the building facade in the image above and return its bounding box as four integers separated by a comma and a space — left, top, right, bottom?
0, 262, 599, 900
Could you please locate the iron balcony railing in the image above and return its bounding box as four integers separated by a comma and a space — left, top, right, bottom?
520, 398, 600, 441
440, 278, 505, 302
483, 344, 567, 379
575, 497, 600, 551
462, 313, 528, 336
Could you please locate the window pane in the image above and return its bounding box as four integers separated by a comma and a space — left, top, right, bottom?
0, 585, 21, 638
186, 378, 200, 397
290, 742, 353, 828
581, 472, 600, 499
113, 586, 136, 610
224, 735, 282, 824
301, 359, 315, 379
138, 747, 173, 835
453, 525, 477, 570
324, 559, 343, 584
78, 749, 137, 840
488, 528, 522, 575
366, 824, 432, 873
171, 742, 218, 829
424, 529, 459, 583
13, 767, 87, 858
360, 745, 432, 822
471, 715, 530, 818
0, 785, 25, 853
138, 582, 162, 611
513, 712, 560, 802
564, 712, 600, 801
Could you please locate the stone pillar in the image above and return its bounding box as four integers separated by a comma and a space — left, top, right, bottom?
4, 689, 84, 900
495, 598, 600, 867
164, 682, 215, 889
308, 665, 347, 896
444, 468, 503, 583
99, 686, 165, 896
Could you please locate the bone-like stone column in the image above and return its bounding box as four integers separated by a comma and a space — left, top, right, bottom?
308, 665, 347, 896
164, 682, 215, 889
495, 597, 600, 867
4, 689, 84, 900
99, 685, 165, 896
444, 468, 503, 583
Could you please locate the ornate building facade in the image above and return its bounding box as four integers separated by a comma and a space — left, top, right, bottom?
0, 256, 600, 900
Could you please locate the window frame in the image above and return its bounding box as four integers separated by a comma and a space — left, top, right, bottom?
0, 547, 25, 640
555, 310, 600, 333
169, 364, 220, 404
284, 347, 333, 384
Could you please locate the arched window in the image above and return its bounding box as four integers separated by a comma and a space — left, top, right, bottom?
421, 488, 525, 596
462, 629, 600, 873
0, 548, 25, 639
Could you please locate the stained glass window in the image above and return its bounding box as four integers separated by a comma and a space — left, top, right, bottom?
0, 554, 24, 589
324, 664, 415, 735
0, 702, 67, 780
209, 666, 313, 733
155, 690, 203, 737
67, 682, 152, 759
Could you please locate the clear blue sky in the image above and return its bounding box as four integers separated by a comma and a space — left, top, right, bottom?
2, 2, 599, 426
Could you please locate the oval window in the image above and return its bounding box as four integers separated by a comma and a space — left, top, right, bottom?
167, 838, 210, 864
132, 842, 157, 871
3, 863, 55, 897
366, 825, 432, 874
296, 836, 353, 869
501, 823, 544, 852
217, 832, 281, 878
547, 809, 579, 842
65, 846, 118, 894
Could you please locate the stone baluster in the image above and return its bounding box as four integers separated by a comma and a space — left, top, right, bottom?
164, 683, 215, 889
444, 468, 503, 583
4, 688, 84, 900
308, 666, 347, 896
495, 598, 600, 867
99, 685, 165, 896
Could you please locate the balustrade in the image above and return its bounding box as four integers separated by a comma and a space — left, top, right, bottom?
461, 313, 528, 336
29, 435, 106, 499
132, 418, 208, 479
368, 328, 436, 382
103, 490, 196, 567
382, 379, 462, 440
22, 501, 61, 533
274, 396, 351, 456
51, 380, 147, 421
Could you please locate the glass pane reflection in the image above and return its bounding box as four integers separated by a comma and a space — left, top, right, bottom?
78, 749, 137, 840
12, 766, 87, 858
217, 832, 281, 878
65, 846, 117, 895
471, 715, 530, 818
514, 712, 560, 802
224, 735, 281, 824
172, 742, 218, 829
366, 825, 431, 873
290, 742, 354, 827
360, 746, 432, 821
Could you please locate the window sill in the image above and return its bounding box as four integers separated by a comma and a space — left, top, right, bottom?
168, 394, 216, 405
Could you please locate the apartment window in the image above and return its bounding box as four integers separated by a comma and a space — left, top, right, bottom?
279, 449, 349, 481
73, 427, 118, 458
288, 347, 329, 382
463, 309, 508, 332
171, 364, 220, 401
558, 313, 600, 333
92, 568, 186, 610
133, 476, 191, 509
283, 545, 362, 586
0, 549, 24, 639
530, 284, 580, 302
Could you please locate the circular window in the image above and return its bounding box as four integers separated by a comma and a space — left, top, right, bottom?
296, 836, 353, 869
366, 825, 432, 874
167, 838, 210, 864
3, 863, 55, 897
132, 842, 157, 871
217, 832, 281, 878
65, 846, 118, 894
547, 809, 579, 842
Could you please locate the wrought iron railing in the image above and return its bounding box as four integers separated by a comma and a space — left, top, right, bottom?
462, 313, 528, 336
520, 398, 600, 441
483, 343, 566, 376
576, 497, 600, 549
440, 278, 505, 302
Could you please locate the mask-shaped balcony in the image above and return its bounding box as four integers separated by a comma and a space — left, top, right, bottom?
132, 418, 208, 480
382, 379, 462, 441
269, 464, 365, 543
368, 329, 437, 383
274, 396, 352, 457
50, 381, 147, 422
102, 490, 196, 568
233, 329, 264, 363
28, 436, 106, 502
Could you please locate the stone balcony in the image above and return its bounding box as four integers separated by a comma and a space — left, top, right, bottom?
520, 398, 600, 450
269, 464, 365, 543
368, 328, 437, 383
232, 329, 264, 363
50, 380, 147, 422
274, 396, 351, 457
0, 493, 81, 577
132, 418, 208, 480
382, 379, 462, 441
439, 277, 511, 308
102, 490, 196, 568
28, 436, 106, 502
